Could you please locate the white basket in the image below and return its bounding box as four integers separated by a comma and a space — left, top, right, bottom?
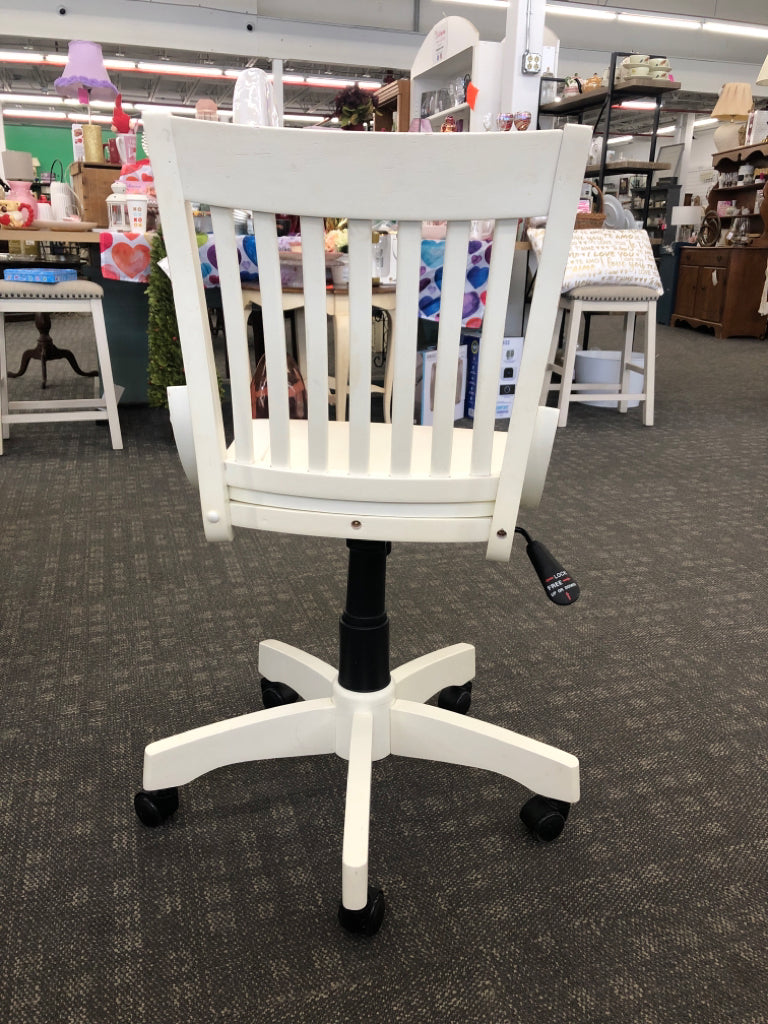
574, 350, 644, 408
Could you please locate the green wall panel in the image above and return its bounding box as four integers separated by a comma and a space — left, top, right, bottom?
3, 124, 147, 181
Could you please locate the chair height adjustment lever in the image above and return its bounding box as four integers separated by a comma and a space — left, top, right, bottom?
516, 528, 580, 606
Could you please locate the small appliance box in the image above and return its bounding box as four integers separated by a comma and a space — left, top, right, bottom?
746, 110, 768, 146
465, 335, 523, 419
3, 268, 78, 284
415, 343, 468, 425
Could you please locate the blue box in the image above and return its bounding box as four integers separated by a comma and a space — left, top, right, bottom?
4, 268, 78, 284
465, 334, 523, 419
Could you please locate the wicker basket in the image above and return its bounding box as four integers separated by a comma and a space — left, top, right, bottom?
575, 181, 606, 230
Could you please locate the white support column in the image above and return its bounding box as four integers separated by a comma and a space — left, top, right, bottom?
271, 58, 284, 126
499, 0, 547, 120
674, 112, 696, 194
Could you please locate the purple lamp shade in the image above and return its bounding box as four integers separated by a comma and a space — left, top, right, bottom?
54, 41, 117, 104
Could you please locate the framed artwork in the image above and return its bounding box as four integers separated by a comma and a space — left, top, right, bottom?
619, 177, 629, 196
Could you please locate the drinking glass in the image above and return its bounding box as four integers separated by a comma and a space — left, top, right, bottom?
513, 110, 532, 132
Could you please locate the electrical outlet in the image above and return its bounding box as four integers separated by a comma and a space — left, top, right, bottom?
521, 51, 541, 75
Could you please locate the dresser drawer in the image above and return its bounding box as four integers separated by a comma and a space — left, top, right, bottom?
680, 247, 730, 268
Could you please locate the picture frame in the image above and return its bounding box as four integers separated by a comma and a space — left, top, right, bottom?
619, 177, 629, 196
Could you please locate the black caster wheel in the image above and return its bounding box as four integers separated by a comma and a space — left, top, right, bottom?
520, 795, 570, 841
134, 787, 179, 828
437, 680, 472, 715
260, 677, 300, 709
338, 886, 385, 937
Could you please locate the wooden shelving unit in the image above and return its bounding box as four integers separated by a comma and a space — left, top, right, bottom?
373, 80, 411, 133
706, 143, 768, 246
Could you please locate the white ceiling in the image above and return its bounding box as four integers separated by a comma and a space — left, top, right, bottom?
0, 0, 766, 126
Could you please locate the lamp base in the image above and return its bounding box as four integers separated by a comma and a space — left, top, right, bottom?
713, 121, 745, 153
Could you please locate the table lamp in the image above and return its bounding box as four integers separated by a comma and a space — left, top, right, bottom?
55, 41, 117, 163
758, 56, 768, 87
671, 205, 703, 243
710, 83, 753, 152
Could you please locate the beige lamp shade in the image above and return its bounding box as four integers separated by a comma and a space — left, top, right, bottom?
758, 56, 768, 87
711, 83, 753, 151
671, 206, 704, 227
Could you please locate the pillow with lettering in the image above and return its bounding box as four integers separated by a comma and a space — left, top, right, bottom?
527, 227, 663, 295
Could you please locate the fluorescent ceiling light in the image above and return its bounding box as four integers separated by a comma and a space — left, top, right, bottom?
305, 76, 357, 88
442, 0, 508, 8
44, 53, 135, 69
3, 108, 68, 120
61, 97, 138, 112
657, 125, 676, 135
546, 4, 617, 21
693, 117, 718, 127
617, 13, 701, 29
702, 21, 768, 38
284, 114, 326, 123
136, 61, 224, 77
619, 101, 657, 110
67, 112, 114, 124
135, 103, 232, 119
0, 92, 64, 105
104, 59, 137, 70
282, 74, 308, 85
136, 104, 198, 115
607, 135, 633, 144
0, 50, 45, 63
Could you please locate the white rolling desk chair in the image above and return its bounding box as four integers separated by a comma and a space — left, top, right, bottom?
134, 112, 591, 936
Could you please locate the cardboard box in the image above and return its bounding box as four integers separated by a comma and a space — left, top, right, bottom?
4, 268, 78, 284
415, 343, 468, 425
465, 335, 523, 419
69, 161, 119, 226
746, 110, 768, 146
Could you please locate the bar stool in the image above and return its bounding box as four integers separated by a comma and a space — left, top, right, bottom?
541, 284, 659, 427
0, 279, 123, 454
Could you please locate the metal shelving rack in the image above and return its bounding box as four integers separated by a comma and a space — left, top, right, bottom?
538, 52, 681, 235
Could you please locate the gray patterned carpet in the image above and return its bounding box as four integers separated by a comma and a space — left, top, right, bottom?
1, 313, 766, 1024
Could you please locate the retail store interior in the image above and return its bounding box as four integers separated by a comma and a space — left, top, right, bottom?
0, 3, 766, 1023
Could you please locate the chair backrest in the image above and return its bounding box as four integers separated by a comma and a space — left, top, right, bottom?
144, 112, 590, 561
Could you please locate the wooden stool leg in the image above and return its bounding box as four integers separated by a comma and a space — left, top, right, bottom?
540, 304, 565, 405
618, 311, 636, 415
91, 299, 123, 450
557, 301, 581, 427
642, 303, 656, 426
0, 313, 7, 451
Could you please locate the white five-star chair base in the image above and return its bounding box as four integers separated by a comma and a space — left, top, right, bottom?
138, 614, 579, 933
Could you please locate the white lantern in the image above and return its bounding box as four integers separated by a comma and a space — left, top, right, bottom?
107, 182, 131, 231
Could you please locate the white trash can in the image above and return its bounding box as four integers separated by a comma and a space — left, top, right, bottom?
573, 350, 644, 409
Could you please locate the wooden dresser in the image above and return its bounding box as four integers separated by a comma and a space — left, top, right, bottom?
671, 246, 768, 339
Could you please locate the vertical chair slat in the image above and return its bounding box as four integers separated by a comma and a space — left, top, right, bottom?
430, 220, 471, 477
470, 218, 519, 476
300, 216, 330, 471
251, 211, 291, 468
210, 206, 254, 465
389, 220, 422, 476
347, 219, 373, 474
